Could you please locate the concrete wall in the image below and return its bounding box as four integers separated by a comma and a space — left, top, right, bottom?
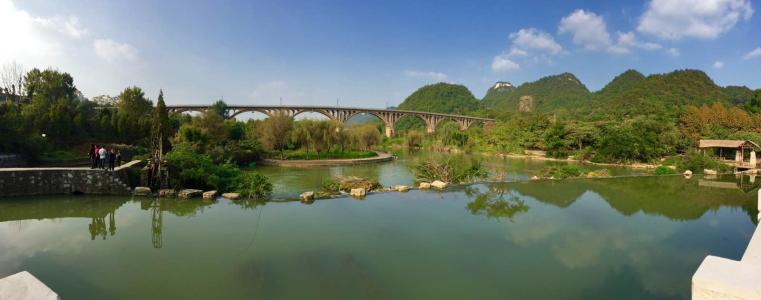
0, 161, 141, 197
692, 189, 761, 299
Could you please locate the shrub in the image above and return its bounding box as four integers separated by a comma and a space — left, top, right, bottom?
237, 172, 272, 199
165, 144, 242, 192
413, 155, 486, 183
678, 151, 732, 173
541, 164, 584, 179
654, 165, 677, 175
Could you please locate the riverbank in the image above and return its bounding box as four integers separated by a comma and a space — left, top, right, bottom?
261, 152, 394, 167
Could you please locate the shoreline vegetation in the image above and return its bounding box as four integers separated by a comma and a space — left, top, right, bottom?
1, 66, 757, 199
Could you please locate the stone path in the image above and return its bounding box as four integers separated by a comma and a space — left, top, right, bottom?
0, 160, 141, 172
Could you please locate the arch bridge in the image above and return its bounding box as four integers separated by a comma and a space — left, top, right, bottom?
166, 105, 494, 137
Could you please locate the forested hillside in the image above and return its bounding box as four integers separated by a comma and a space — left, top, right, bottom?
481, 73, 591, 115
398, 82, 481, 114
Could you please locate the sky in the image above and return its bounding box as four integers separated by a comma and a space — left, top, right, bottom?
1, 0, 760, 108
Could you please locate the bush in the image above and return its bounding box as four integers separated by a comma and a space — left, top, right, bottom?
413, 155, 486, 183
237, 172, 272, 199
165, 144, 242, 192
678, 151, 732, 173
541, 164, 584, 179
654, 165, 677, 175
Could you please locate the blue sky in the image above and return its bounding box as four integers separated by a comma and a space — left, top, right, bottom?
2, 0, 760, 108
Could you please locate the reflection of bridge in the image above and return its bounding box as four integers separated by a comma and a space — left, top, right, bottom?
166, 105, 495, 137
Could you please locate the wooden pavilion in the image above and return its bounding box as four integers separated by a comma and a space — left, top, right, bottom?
698, 139, 760, 170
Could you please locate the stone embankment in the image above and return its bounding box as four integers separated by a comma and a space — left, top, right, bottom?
692, 189, 761, 299
0, 160, 141, 197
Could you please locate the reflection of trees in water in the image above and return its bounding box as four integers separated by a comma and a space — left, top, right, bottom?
151, 199, 163, 249
464, 183, 529, 222
88, 210, 117, 240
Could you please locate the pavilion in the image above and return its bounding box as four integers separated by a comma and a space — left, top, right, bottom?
698, 139, 760, 170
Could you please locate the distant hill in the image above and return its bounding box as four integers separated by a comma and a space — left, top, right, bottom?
398, 82, 481, 114
482, 81, 514, 103
482, 73, 591, 115
722, 85, 756, 105
588, 69, 729, 118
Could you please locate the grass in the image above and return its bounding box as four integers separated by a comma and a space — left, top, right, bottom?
269, 149, 377, 160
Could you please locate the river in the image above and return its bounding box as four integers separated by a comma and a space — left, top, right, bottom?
0, 153, 758, 299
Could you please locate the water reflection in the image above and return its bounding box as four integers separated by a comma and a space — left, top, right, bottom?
464, 183, 530, 221
88, 212, 116, 240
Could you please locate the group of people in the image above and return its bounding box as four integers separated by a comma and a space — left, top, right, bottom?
89, 144, 121, 171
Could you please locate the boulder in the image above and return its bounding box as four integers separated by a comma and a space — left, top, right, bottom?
350, 188, 366, 198
178, 189, 203, 199
419, 182, 431, 189
222, 192, 240, 200
431, 180, 448, 189
703, 169, 718, 175
133, 186, 151, 196
394, 185, 410, 192
530, 175, 540, 180
683, 170, 693, 176
158, 189, 176, 197
300, 191, 315, 202
202, 190, 218, 200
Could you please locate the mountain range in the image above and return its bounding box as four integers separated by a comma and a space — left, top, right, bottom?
398, 69, 760, 120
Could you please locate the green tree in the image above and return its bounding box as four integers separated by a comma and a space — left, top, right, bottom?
260, 114, 294, 159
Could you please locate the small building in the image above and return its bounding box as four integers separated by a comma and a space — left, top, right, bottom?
698, 139, 760, 170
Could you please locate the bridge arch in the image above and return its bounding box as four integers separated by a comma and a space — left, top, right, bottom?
292, 109, 337, 121
228, 108, 275, 119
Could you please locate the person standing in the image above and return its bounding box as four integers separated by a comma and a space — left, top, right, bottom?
115, 150, 122, 167
108, 149, 116, 171
99, 146, 107, 169
89, 144, 97, 169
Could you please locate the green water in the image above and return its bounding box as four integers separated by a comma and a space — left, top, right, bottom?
0, 156, 758, 299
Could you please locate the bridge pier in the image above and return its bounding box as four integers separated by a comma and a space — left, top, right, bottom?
385, 126, 394, 138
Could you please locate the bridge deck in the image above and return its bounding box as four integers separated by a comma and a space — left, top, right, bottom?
166, 105, 494, 121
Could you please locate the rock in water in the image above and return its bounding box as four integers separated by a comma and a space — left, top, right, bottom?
202, 190, 218, 200
158, 189, 176, 197
133, 186, 151, 196
222, 193, 240, 200
350, 188, 366, 198
683, 170, 693, 177
703, 169, 718, 175
530, 175, 540, 180
178, 189, 203, 199
431, 180, 448, 189
419, 182, 431, 189
300, 191, 315, 202
394, 185, 410, 192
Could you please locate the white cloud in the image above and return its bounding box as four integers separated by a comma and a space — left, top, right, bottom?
637, 0, 754, 40
558, 9, 612, 51
93, 39, 139, 63
743, 47, 761, 59
510, 28, 563, 54
0, 0, 86, 63
491, 28, 562, 72
667, 47, 681, 57
491, 55, 520, 72
713, 61, 725, 69
403, 70, 448, 81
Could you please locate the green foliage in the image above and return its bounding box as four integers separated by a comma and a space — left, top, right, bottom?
164, 143, 242, 191
594, 116, 679, 162
678, 151, 732, 173
483, 73, 590, 115
654, 166, 678, 175
746, 89, 761, 114
543, 122, 570, 158
398, 82, 481, 114
405, 130, 424, 149
590, 69, 728, 119
436, 121, 467, 147
208, 100, 229, 118
413, 155, 486, 183
237, 172, 272, 199
541, 165, 584, 179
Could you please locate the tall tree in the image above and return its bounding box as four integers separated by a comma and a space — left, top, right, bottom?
260, 114, 294, 160
153, 90, 171, 153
